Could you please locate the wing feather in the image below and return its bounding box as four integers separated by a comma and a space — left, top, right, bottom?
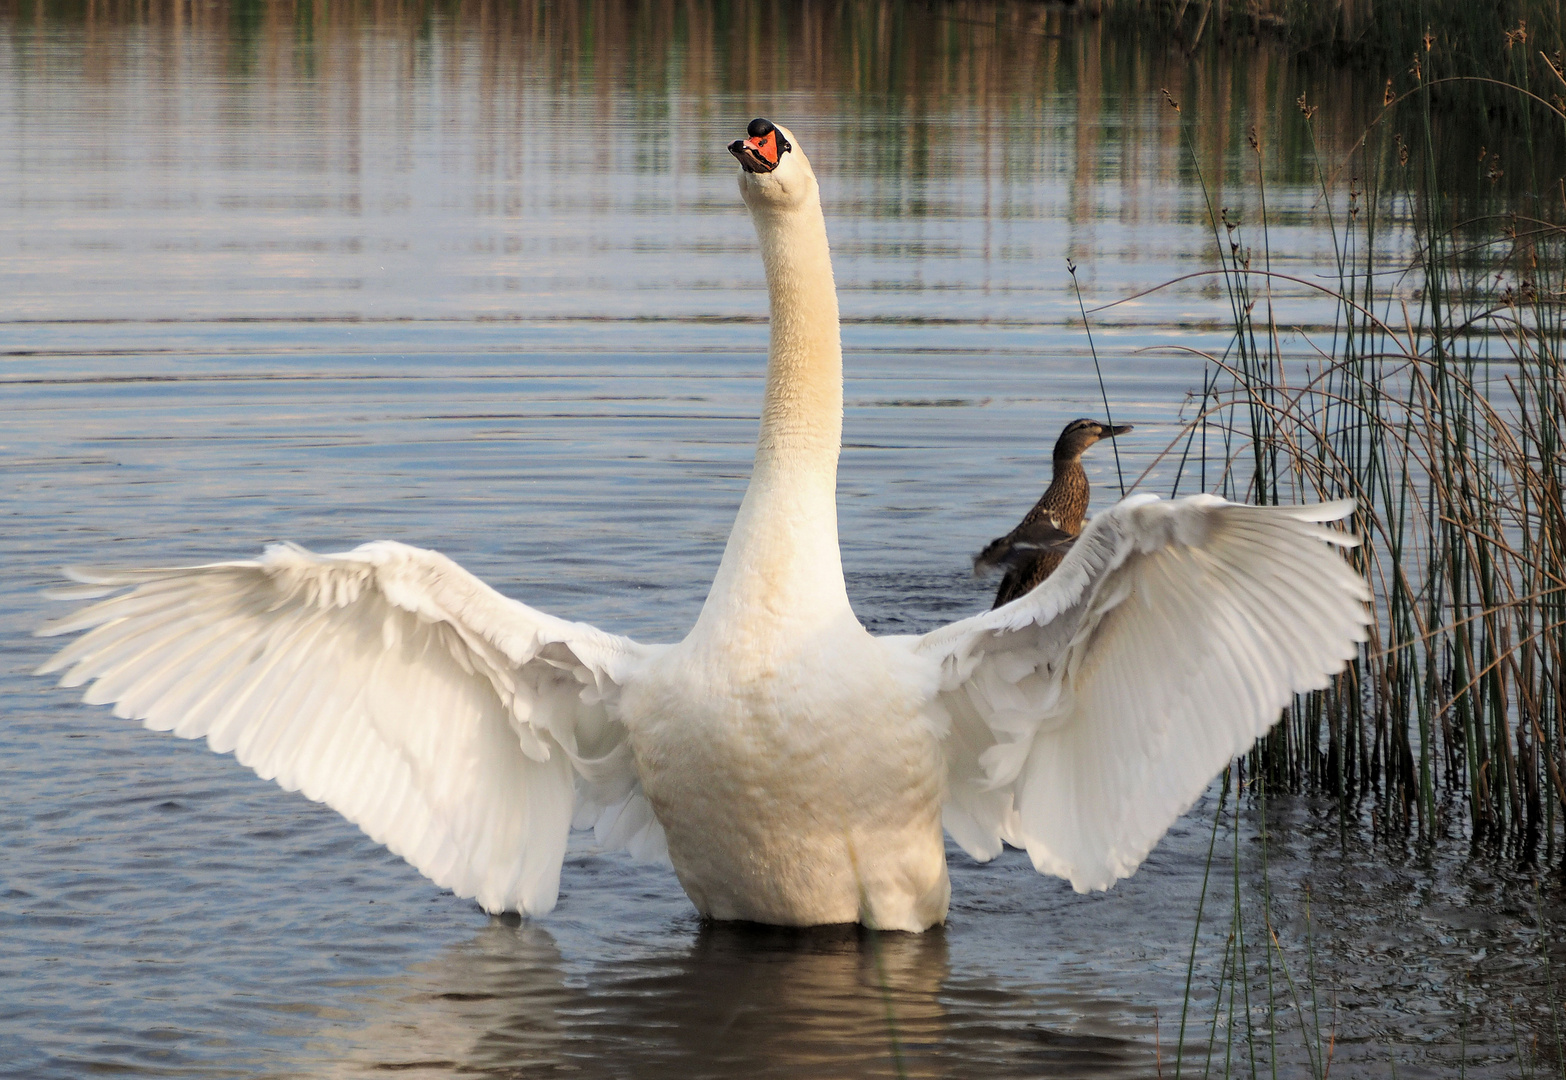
37, 540, 668, 915
914, 495, 1370, 892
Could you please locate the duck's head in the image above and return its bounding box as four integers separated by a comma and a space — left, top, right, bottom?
1054, 418, 1133, 460
729, 117, 817, 212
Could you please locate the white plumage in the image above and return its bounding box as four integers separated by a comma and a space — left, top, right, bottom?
37, 119, 1371, 932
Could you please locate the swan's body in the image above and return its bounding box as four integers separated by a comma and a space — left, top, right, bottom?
38, 120, 1371, 932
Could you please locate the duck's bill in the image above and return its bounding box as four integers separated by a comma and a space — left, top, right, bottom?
1104, 424, 1134, 437
729, 122, 787, 174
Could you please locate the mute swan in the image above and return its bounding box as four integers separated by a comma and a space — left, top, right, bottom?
975, 418, 1132, 607
37, 118, 1371, 933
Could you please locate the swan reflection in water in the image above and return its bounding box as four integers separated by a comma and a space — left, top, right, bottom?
335, 917, 1157, 1079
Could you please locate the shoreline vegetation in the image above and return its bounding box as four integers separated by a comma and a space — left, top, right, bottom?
1157, 18, 1566, 859
1097, 0, 1561, 66
1118, 9, 1566, 1075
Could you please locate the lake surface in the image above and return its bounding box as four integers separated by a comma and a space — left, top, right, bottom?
3, 3, 1563, 1077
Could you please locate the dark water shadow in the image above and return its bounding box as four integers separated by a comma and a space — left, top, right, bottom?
341, 919, 1159, 1079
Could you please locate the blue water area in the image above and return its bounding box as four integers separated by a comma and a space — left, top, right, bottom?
3, 5, 1560, 1077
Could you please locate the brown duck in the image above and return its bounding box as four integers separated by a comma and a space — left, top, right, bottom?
974, 418, 1132, 608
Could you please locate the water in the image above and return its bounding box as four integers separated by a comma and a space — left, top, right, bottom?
3, 4, 1563, 1076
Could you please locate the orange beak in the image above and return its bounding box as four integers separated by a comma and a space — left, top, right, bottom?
728, 120, 789, 174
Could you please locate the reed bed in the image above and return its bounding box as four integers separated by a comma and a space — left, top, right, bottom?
1138, 25, 1566, 1078
1097, 0, 1562, 65
1131, 25, 1566, 858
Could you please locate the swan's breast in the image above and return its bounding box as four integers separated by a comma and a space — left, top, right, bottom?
617, 612, 950, 928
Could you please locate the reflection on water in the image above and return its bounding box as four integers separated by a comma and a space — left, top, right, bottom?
348, 922, 573, 1077
1, 0, 1411, 332
3, 2, 1564, 1077
337, 908, 1153, 1079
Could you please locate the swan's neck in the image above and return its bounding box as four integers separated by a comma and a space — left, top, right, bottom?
696, 187, 849, 637
753, 198, 844, 469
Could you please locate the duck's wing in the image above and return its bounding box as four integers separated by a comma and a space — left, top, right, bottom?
975, 514, 1078, 609
914, 494, 1370, 892
36, 540, 669, 915
972, 516, 1076, 575
964, 510, 1077, 576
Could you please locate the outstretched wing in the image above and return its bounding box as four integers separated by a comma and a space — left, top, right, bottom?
916, 494, 1370, 891
36, 540, 668, 915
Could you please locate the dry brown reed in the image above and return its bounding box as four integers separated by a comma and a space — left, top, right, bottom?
1143, 31, 1566, 862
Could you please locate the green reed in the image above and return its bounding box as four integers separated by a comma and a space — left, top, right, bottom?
1140, 27, 1566, 859
1175, 776, 1341, 1078
1160, 27, 1566, 1076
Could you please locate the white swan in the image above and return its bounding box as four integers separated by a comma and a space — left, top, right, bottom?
37, 118, 1371, 933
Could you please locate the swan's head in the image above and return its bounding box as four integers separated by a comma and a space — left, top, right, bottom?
729, 118, 816, 212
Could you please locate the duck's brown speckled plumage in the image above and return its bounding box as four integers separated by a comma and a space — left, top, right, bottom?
975, 419, 1130, 608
